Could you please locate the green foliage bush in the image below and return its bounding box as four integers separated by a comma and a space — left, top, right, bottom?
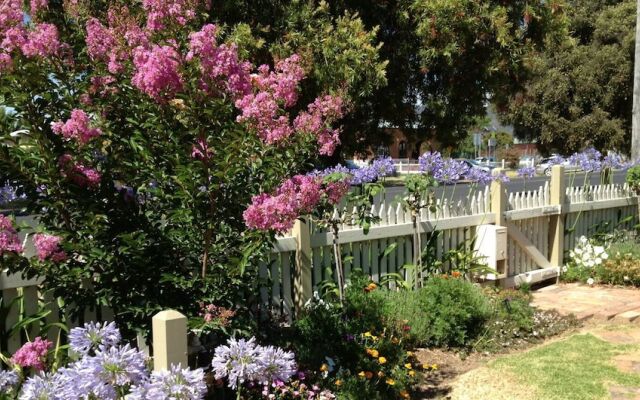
626, 165, 640, 194
291, 273, 419, 399
381, 276, 491, 348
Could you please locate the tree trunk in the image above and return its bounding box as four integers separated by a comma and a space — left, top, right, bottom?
632, 0, 640, 161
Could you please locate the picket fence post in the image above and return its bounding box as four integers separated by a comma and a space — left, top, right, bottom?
490, 168, 507, 226
549, 165, 565, 268
152, 310, 188, 371
292, 219, 313, 316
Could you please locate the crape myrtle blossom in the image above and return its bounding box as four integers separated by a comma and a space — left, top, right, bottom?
11, 337, 52, 371
293, 95, 344, 156
211, 337, 297, 390
142, 0, 204, 32
32, 233, 66, 262
58, 154, 101, 188
51, 109, 102, 144
132, 44, 184, 101
186, 24, 252, 97
0, 214, 23, 255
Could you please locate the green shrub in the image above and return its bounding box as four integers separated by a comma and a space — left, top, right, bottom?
382, 276, 491, 348
596, 254, 640, 286
626, 165, 640, 194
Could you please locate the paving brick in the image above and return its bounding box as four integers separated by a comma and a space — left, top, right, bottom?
614, 311, 640, 323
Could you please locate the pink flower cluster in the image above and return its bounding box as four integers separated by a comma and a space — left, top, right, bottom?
199, 303, 235, 327
191, 137, 213, 161
0, 0, 62, 69
51, 109, 102, 144
85, 7, 149, 74
11, 337, 52, 371
186, 24, 252, 97
294, 95, 345, 156
132, 44, 184, 101
58, 154, 101, 189
142, 0, 202, 31
243, 174, 350, 232
234, 55, 306, 144
33, 233, 66, 262
30, 0, 48, 15
0, 214, 22, 255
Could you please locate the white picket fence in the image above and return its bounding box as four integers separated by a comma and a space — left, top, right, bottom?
2, 170, 639, 344
259, 178, 638, 319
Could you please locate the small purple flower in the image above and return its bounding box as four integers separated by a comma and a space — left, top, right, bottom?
69, 321, 121, 356
129, 364, 206, 400
418, 151, 444, 174
309, 164, 351, 178
548, 155, 565, 166
0, 369, 18, 393
0, 181, 26, 206
568, 148, 602, 172
516, 166, 535, 179
370, 157, 396, 177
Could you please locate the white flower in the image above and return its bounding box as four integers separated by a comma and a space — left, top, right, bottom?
602, 252, 609, 260
562, 265, 568, 273
594, 258, 602, 265
587, 278, 594, 285
624, 276, 630, 281
594, 246, 605, 255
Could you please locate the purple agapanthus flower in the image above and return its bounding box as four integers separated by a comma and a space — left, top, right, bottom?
212, 337, 263, 389
418, 151, 444, 174
18, 373, 59, 400
434, 159, 469, 184
0, 181, 26, 206
548, 155, 565, 166
493, 171, 511, 183
370, 157, 396, 177
569, 148, 602, 172
603, 153, 625, 170
464, 168, 492, 185
75, 344, 147, 396
0, 370, 19, 393
309, 164, 351, 178
516, 166, 535, 179
129, 364, 207, 400
256, 346, 297, 385
69, 321, 121, 356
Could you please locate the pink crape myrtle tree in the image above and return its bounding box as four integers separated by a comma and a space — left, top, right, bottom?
0, 0, 374, 335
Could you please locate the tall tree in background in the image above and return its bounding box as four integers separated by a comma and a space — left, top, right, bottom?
632, 0, 640, 160
213, 1, 567, 155
505, 0, 636, 154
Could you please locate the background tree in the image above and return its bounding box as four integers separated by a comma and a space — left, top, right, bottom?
212, 0, 568, 154
505, 0, 636, 154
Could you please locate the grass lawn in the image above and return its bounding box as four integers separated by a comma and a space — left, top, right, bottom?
451, 332, 640, 400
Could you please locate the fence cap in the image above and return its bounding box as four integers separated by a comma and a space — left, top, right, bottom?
152, 309, 186, 321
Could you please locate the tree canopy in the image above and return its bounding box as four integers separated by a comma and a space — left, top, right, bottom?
211, 0, 568, 154
504, 0, 635, 154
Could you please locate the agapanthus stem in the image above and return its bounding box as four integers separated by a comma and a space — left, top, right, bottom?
332, 223, 345, 303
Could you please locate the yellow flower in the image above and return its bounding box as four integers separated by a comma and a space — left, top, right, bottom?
335, 379, 342, 387
408, 370, 416, 377
400, 390, 410, 399
386, 378, 396, 386
358, 371, 366, 378
391, 337, 399, 344
366, 349, 379, 358
378, 357, 387, 365
404, 363, 413, 370
364, 332, 372, 337
406, 351, 413, 357
431, 364, 438, 370
377, 371, 385, 378
320, 363, 329, 372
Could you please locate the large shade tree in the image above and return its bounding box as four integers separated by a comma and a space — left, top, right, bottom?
207, 0, 568, 154
505, 0, 636, 154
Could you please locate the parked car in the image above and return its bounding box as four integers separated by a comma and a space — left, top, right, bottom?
458, 159, 492, 173
535, 157, 580, 176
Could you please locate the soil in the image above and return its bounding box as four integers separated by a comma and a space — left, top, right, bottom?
412, 348, 491, 399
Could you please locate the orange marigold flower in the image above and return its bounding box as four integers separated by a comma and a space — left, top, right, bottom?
452, 271, 461, 278
320, 363, 329, 372
335, 379, 343, 386
365, 371, 374, 379
386, 378, 396, 385
366, 348, 379, 358
400, 390, 410, 399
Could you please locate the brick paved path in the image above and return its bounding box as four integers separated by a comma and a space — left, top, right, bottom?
532, 283, 640, 322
